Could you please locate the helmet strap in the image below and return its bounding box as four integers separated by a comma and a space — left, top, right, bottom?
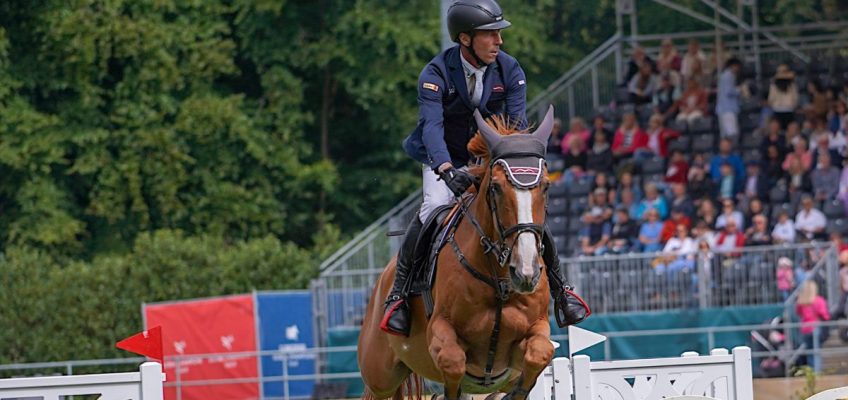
463, 32, 489, 67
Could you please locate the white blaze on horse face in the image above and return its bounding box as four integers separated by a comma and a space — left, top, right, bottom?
514, 189, 538, 279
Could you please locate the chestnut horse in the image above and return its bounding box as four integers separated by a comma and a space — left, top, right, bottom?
358, 107, 556, 400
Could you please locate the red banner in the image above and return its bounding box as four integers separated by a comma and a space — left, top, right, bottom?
145, 294, 259, 400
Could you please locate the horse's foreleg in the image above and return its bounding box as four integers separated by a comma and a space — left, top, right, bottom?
428, 317, 467, 400
506, 320, 554, 400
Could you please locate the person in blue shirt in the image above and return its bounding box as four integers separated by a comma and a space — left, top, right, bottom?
382, 0, 587, 336
716, 58, 742, 138
709, 138, 746, 183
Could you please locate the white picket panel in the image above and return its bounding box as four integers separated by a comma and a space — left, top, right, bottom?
0, 361, 164, 400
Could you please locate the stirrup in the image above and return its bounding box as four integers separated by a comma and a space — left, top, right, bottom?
380, 294, 411, 337
553, 287, 591, 328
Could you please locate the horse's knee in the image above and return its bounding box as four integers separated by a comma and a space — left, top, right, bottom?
524, 340, 554, 370
433, 345, 466, 378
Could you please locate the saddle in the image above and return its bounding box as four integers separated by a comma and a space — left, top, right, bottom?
404, 194, 473, 317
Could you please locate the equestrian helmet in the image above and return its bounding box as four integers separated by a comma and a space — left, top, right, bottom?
447, 0, 512, 43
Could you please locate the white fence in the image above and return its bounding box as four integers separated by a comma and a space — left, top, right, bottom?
0, 361, 164, 400
531, 347, 753, 400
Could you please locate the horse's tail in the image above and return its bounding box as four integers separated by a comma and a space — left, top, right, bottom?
361, 373, 424, 400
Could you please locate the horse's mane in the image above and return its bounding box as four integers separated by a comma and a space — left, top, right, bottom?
467, 115, 529, 179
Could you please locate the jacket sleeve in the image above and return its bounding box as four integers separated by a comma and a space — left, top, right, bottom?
417, 66, 451, 170
504, 62, 528, 130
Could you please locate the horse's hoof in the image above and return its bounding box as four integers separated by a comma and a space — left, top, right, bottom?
484, 393, 507, 400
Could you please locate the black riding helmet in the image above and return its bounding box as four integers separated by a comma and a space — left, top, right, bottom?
447, 0, 511, 65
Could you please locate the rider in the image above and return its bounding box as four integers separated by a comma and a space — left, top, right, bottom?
381, 0, 589, 337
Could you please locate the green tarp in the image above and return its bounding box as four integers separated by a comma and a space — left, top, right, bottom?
327, 305, 782, 396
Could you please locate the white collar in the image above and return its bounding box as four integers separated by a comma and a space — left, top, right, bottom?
460, 52, 487, 77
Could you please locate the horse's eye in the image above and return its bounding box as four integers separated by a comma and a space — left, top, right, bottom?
542, 182, 550, 193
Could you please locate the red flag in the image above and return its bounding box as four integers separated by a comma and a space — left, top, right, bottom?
117, 326, 163, 362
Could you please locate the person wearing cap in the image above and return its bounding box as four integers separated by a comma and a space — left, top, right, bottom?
579, 207, 611, 256
768, 64, 799, 129
387, 0, 582, 336
776, 257, 796, 301
590, 187, 613, 221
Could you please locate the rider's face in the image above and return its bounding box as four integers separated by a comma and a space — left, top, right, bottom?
464, 30, 502, 65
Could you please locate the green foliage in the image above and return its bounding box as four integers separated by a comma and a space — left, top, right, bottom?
0, 230, 323, 363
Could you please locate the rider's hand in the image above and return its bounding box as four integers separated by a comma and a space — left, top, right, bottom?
438, 167, 474, 197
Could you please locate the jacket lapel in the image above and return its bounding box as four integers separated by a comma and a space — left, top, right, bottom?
447, 48, 472, 109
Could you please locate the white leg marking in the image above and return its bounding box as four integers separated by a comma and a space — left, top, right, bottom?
515, 189, 538, 278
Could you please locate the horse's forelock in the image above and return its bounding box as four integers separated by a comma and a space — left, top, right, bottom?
468, 115, 529, 179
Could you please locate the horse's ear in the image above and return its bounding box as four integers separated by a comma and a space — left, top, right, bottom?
531, 105, 554, 146
474, 109, 502, 151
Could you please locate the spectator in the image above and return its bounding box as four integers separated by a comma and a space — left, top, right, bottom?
669, 182, 695, 219
716, 57, 743, 138
715, 218, 745, 255
745, 214, 772, 247
837, 254, 848, 319
586, 130, 614, 175
782, 137, 812, 173
590, 187, 613, 221
795, 280, 830, 373
617, 188, 641, 222
768, 64, 798, 129
716, 198, 744, 230
786, 156, 812, 201
661, 207, 691, 243
590, 115, 614, 144
629, 63, 658, 105
614, 171, 643, 204
609, 207, 639, 254
561, 117, 591, 154
776, 257, 796, 301
795, 195, 827, 241
786, 121, 803, 147
612, 112, 648, 163
839, 158, 848, 215
762, 144, 785, 183
665, 149, 689, 185
710, 138, 746, 182
657, 38, 682, 73
579, 207, 611, 256
547, 117, 564, 157
829, 99, 848, 135
688, 165, 716, 203
655, 224, 697, 275
681, 39, 706, 84
639, 208, 664, 252
697, 198, 718, 228
693, 219, 718, 248
636, 182, 669, 220
561, 135, 588, 184
811, 134, 842, 167
741, 161, 770, 203
670, 77, 709, 122
653, 73, 680, 115
642, 114, 680, 159
744, 198, 767, 229
717, 162, 741, 200
772, 210, 796, 244
760, 118, 787, 158
625, 47, 656, 85
802, 79, 829, 123
592, 171, 614, 195
811, 152, 840, 201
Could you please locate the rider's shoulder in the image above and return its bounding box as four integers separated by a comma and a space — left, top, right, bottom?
495, 50, 522, 71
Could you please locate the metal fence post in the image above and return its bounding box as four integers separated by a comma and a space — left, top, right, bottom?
697, 255, 708, 308
175, 358, 182, 400
283, 353, 290, 400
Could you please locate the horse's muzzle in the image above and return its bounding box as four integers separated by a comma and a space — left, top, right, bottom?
509, 263, 541, 293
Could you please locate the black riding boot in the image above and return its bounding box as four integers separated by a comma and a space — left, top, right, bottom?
380, 216, 423, 336
542, 227, 591, 328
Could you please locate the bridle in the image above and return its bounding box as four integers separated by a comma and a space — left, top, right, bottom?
446, 107, 553, 387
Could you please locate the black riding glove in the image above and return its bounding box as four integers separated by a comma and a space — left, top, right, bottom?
438, 167, 474, 197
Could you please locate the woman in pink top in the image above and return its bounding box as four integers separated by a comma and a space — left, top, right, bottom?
782, 137, 813, 172
561, 117, 591, 154
795, 280, 830, 372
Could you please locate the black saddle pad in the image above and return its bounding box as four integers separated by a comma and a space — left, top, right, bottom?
407, 198, 467, 296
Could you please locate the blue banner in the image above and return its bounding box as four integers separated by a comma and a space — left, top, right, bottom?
256, 291, 315, 399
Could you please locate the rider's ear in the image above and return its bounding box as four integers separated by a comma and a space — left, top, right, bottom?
458, 32, 472, 47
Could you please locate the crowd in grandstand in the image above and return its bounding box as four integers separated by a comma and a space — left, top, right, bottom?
545, 38, 848, 262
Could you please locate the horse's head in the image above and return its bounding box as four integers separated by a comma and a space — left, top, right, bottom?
470, 106, 554, 294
